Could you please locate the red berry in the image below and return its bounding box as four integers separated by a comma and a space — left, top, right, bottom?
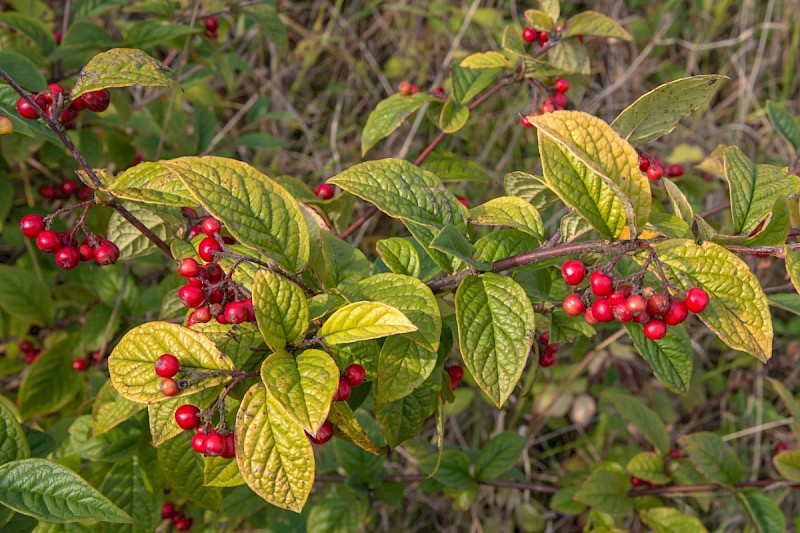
589, 271, 613, 296
607, 291, 626, 307
638, 156, 651, 172
20, 214, 46, 239
538, 32, 549, 46
20, 340, 34, 354
540, 102, 555, 114
643, 319, 667, 340
178, 258, 201, 278
161, 378, 178, 396
208, 288, 224, 304
80, 89, 110, 112
665, 164, 684, 177
646, 293, 670, 316
684, 287, 709, 313
562, 293, 586, 316
243, 298, 255, 321
192, 307, 211, 323
335, 378, 351, 402
205, 264, 223, 282
222, 433, 236, 459
223, 302, 248, 324
584, 308, 599, 325
633, 311, 650, 324
62, 180, 77, 196
16, 97, 39, 119
179, 285, 206, 308
630, 476, 645, 488
554, 77, 569, 93
522, 27, 536, 42
591, 298, 614, 322
201, 217, 221, 235
343, 364, 366, 387
55, 246, 80, 269
36, 230, 61, 253
191, 431, 207, 453
161, 502, 174, 520
552, 92, 568, 110
198, 236, 222, 262
663, 300, 688, 326
59, 232, 77, 248
456, 196, 470, 208
447, 365, 464, 382
182, 207, 199, 220
315, 183, 334, 200
561, 260, 585, 285
308, 421, 334, 444
539, 350, 556, 367
775, 441, 789, 454
71, 358, 88, 371
668, 449, 682, 459
204, 16, 219, 32
53, 31, 62, 44
626, 295, 646, 316
646, 165, 663, 181
175, 404, 201, 430
539, 331, 550, 344
520, 116, 533, 128
76, 244, 93, 262
398, 81, 413, 96
93, 240, 119, 265
203, 431, 226, 457
155, 353, 180, 378
175, 517, 193, 531
612, 303, 633, 323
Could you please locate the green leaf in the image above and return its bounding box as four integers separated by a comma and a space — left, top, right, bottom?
18, 334, 82, 420
261, 349, 339, 435
548, 310, 596, 344
624, 323, 692, 394
469, 196, 544, 240
252, 270, 309, 352
306, 486, 368, 533
375, 336, 438, 404
125, 21, 199, 49
773, 450, 800, 481
163, 156, 310, 274
625, 452, 670, 485
376, 238, 421, 278
71, 48, 179, 98
99, 457, 159, 533
0, 265, 52, 324
0, 52, 47, 92
611, 76, 727, 146
192, 321, 264, 368
662, 178, 694, 224
545, 40, 589, 75
319, 302, 417, 345
0, 400, 29, 465
107, 162, 195, 207
107, 203, 172, 261
722, 146, 800, 234
475, 229, 539, 263
108, 321, 234, 404
654, 239, 773, 363
459, 51, 513, 69
204, 455, 244, 488
451, 67, 499, 106
678, 432, 744, 486
766, 101, 799, 152
524, 9, 553, 31
0, 13, 57, 54
429, 225, 490, 270
737, 488, 786, 533
158, 434, 222, 510
564, 11, 632, 40
530, 110, 650, 238
536, 0, 559, 21
639, 508, 708, 533
474, 431, 526, 481
328, 402, 382, 455
455, 273, 535, 407
646, 211, 693, 238
235, 383, 314, 512
316, 231, 371, 290
375, 371, 441, 447
421, 151, 491, 182
438, 98, 469, 134
574, 463, 632, 516
360, 93, 436, 155
90, 380, 144, 436
503, 172, 560, 212
0, 458, 132, 523
600, 390, 670, 455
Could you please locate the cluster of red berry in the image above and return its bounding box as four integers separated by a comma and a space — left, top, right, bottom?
560, 260, 710, 340
16, 83, 109, 128
520, 77, 570, 126
537, 331, 560, 367
397, 80, 421, 96
155, 353, 183, 397
304, 364, 366, 445
20, 214, 120, 270
521, 26, 550, 47
638, 153, 684, 181
71, 351, 103, 372
19, 340, 40, 365
38, 179, 92, 201
204, 16, 219, 41
446, 364, 464, 390
161, 502, 192, 531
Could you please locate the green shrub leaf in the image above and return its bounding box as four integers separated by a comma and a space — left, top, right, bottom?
376, 238, 421, 278
469, 196, 544, 240
573, 462, 632, 516
766, 101, 799, 152
252, 270, 309, 352
601, 389, 670, 455
361, 93, 437, 155
678, 432, 744, 486
158, 434, 222, 510
563, 11, 632, 40
772, 450, 800, 481
640, 507, 708, 533
0, 400, 28, 465
71, 48, 179, 98
319, 302, 417, 345
474, 431, 526, 481
624, 323, 692, 394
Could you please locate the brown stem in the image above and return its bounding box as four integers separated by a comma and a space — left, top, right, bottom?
216, 250, 317, 296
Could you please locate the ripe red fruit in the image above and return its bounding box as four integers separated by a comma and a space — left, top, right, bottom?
539, 350, 556, 367
626, 295, 646, 316
540, 101, 555, 114
646, 165, 663, 181
222, 433, 236, 458
562, 293, 586, 316
665, 164, 684, 177
643, 319, 667, 340
78, 245, 93, 262
205, 264, 224, 282
155, 353, 180, 378
646, 293, 670, 316
335, 378, 351, 402
561, 260, 585, 285
178, 258, 201, 278
198, 236, 222, 262
538, 32, 549, 46
607, 291, 626, 307
522, 27, 536, 42
174, 517, 193, 531
224, 302, 248, 324
204, 16, 219, 32
60, 180, 77, 196
539, 331, 550, 344
398, 81, 413, 96
591, 298, 614, 322
554, 77, 569, 93
192, 307, 211, 323
71, 358, 88, 371
175, 404, 201, 430
161, 378, 178, 396
584, 308, 599, 325
633, 311, 650, 324
53, 31, 62, 44
315, 183, 334, 200
20, 214, 46, 238
201, 217, 221, 235
161, 502, 175, 520
668, 449, 682, 459
684, 287, 709, 313
55, 246, 80, 269
638, 156, 651, 172
309, 421, 334, 444
447, 365, 464, 383
179, 285, 206, 308
203, 431, 226, 457
775, 441, 789, 454
80, 89, 110, 112
16, 97, 39, 119
663, 300, 688, 326
36, 230, 61, 253
520, 116, 533, 128
93, 240, 119, 265
552, 92, 568, 109
243, 298, 255, 321
630, 476, 645, 488
191, 431, 207, 453
589, 271, 613, 296
59, 232, 77, 248
612, 303, 634, 323
20, 340, 34, 354
208, 288, 224, 304
343, 364, 366, 387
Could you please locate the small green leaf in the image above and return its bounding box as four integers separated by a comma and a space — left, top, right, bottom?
0, 265, 53, 324
624, 323, 692, 394
319, 302, 417, 345
235, 383, 315, 512
421, 151, 491, 182
475, 229, 539, 263
503, 172, 560, 212
536, 0, 559, 21
90, 380, 144, 436
459, 51, 513, 69
600, 390, 670, 455
450, 67, 499, 106
0, 458, 132, 523
625, 452, 670, 485
360, 93, 437, 155
328, 402, 383, 455
678, 432, 744, 486
438, 98, 469, 134
469, 196, 544, 240
18, 334, 82, 420
315, 231, 371, 291
71, 48, 179, 98
125, 21, 199, 49
0, 13, 56, 54
563, 11, 632, 40
158, 434, 222, 510
375, 371, 440, 447
766, 101, 799, 152
662, 178, 694, 224
306, 486, 368, 533
375, 336, 438, 404
474, 431, 526, 481
243, 4, 288, 53
376, 238, 421, 278
107, 203, 173, 260
0, 400, 29, 465
737, 488, 786, 533
455, 273, 535, 407
773, 450, 800, 481
524, 9, 553, 31
0, 52, 47, 92
574, 463, 632, 516
611, 76, 727, 146
204, 455, 244, 487
639, 508, 708, 533
429, 225, 488, 270
107, 162, 195, 207
148, 388, 217, 447
252, 270, 309, 352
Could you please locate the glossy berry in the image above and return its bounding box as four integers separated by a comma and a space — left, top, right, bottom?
191, 431, 207, 452
539, 350, 556, 367
562, 293, 586, 317
61, 179, 77, 195
161, 378, 178, 396
71, 358, 88, 371
668, 449, 682, 459
161, 502, 175, 520
224, 302, 248, 324
201, 217, 221, 235
539, 331, 550, 344
205, 16, 219, 32
192, 307, 211, 323
522, 27, 536, 42
198, 236, 222, 262
538, 32, 549, 46
398, 81, 413, 96
663, 300, 689, 326
561, 260, 585, 285
456, 196, 469, 208
540, 101, 555, 114
93, 240, 119, 265
179, 285, 206, 308
589, 271, 613, 296
520, 116, 533, 128
554, 77, 569, 93
634, 311, 650, 324
80, 89, 110, 112
222, 433, 236, 459
309, 421, 334, 444
684, 287, 709, 313
20, 214, 46, 238
178, 258, 201, 278
552, 92, 568, 109
447, 365, 464, 383
591, 298, 614, 322
335, 378, 351, 402
612, 304, 634, 323
175, 517, 192, 531
584, 308, 599, 325
638, 156, 651, 172
315, 183, 334, 200
204, 432, 226, 457
665, 164, 684, 177
643, 319, 667, 340
155, 353, 180, 378
626, 295, 646, 316
36, 230, 61, 253
646, 165, 663, 181
55, 246, 80, 269
175, 404, 201, 430
205, 264, 224, 283
209, 288, 224, 304
630, 476, 645, 488
343, 364, 365, 387
607, 291, 626, 307
775, 441, 789, 454
20, 340, 34, 354
646, 293, 670, 316
16, 97, 39, 119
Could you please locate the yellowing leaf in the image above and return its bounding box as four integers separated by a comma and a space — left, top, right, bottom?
785, 247, 800, 294
469, 196, 544, 240
459, 51, 513, 69
563, 11, 632, 40
319, 302, 417, 345
376, 238, 421, 278
108, 322, 234, 404
530, 110, 650, 238
640, 508, 708, 533
361, 93, 437, 156
524, 9, 553, 31
439, 98, 469, 134
376, 336, 438, 404
90, 380, 143, 436
328, 402, 383, 455
261, 349, 339, 434
236, 383, 314, 512
71, 48, 178, 98
107, 162, 195, 207
773, 450, 800, 482
204, 455, 244, 487
252, 270, 309, 352
625, 452, 670, 485
655, 239, 773, 363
